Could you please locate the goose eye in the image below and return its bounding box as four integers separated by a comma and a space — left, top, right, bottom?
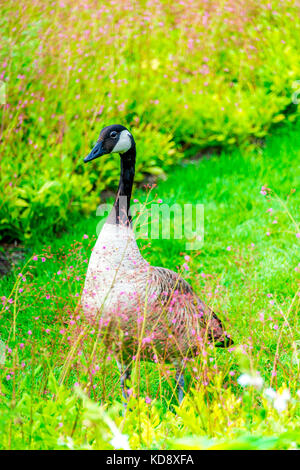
110, 131, 118, 138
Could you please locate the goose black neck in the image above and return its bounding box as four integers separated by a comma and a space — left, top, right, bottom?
107, 145, 136, 226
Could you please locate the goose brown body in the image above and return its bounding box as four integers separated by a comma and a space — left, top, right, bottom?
81, 222, 231, 365
82, 124, 232, 401
116, 265, 231, 364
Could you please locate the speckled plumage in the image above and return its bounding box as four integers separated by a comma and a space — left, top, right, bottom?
82, 223, 231, 364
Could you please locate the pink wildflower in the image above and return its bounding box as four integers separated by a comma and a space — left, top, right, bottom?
142, 337, 151, 344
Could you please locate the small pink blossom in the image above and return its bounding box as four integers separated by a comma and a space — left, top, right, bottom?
142, 337, 151, 344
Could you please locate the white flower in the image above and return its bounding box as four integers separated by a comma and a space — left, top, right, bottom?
264, 388, 291, 413
264, 387, 277, 400
57, 436, 74, 449
237, 372, 264, 390
110, 432, 130, 450
273, 390, 291, 413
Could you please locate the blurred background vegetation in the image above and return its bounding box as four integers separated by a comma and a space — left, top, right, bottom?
1, 0, 300, 241
0, 0, 299, 450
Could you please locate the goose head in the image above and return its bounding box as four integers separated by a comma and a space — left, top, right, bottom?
84, 124, 134, 163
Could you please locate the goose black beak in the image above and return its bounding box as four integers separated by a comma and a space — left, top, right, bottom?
84, 141, 106, 163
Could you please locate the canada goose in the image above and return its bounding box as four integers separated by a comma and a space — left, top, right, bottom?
82, 124, 233, 404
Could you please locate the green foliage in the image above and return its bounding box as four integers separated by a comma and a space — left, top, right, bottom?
0, 123, 179, 241
0, 125, 299, 450
0, 379, 299, 450
1, 0, 300, 238
0, 0, 299, 450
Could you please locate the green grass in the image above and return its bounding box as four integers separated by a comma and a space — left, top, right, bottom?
0, 124, 299, 449
1, 0, 300, 450
2, 0, 300, 241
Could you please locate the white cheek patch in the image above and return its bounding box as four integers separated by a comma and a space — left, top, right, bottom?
112, 130, 132, 154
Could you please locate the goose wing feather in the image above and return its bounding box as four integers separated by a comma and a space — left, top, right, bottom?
150, 266, 232, 348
